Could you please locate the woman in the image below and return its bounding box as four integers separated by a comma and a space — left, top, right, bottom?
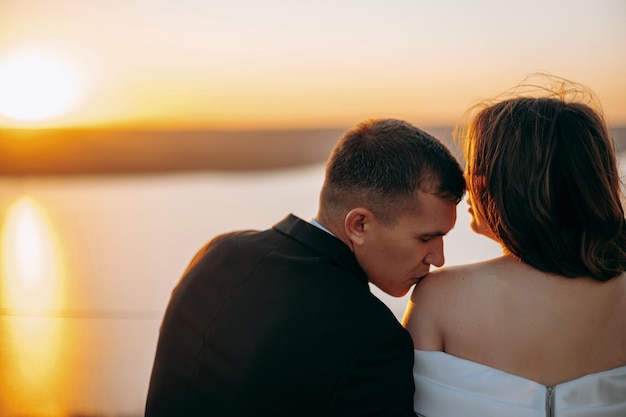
403, 76, 626, 416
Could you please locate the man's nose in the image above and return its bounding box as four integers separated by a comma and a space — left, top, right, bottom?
424, 239, 445, 268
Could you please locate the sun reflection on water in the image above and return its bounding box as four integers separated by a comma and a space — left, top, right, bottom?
1, 196, 65, 313
1, 196, 65, 415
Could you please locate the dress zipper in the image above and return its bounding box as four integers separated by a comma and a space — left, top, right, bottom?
545, 386, 555, 417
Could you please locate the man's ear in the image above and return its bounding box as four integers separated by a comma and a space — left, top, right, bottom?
344, 207, 372, 246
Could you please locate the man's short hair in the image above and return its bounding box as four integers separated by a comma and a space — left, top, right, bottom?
319, 118, 465, 225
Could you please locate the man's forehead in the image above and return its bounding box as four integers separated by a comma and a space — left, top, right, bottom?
405, 193, 457, 229
413, 190, 458, 210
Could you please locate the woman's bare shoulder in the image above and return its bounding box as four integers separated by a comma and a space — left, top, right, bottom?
403, 261, 486, 348
417, 257, 501, 288
403, 256, 511, 349
407, 256, 515, 314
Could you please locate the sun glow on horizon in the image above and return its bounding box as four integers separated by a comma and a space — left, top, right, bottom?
0, 2, 623, 129
0, 49, 84, 123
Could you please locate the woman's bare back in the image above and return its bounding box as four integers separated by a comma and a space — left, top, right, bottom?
404, 255, 626, 386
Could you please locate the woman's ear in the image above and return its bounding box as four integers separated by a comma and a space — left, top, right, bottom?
344, 207, 372, 246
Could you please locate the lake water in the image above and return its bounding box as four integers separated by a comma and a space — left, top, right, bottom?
0, 149, 622, 417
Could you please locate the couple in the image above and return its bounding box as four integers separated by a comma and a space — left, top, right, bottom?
145, 76, 626, 417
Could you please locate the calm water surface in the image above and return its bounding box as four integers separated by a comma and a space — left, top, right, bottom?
0, 315, 155, 417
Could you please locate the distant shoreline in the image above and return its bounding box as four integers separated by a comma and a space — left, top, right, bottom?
0, 126, 624, 176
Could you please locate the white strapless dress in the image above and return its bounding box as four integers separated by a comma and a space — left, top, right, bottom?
413, 350, 626, 417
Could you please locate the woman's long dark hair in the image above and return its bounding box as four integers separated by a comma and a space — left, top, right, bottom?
459, 75, 626, 281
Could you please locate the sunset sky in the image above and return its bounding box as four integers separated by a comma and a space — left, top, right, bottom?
0, 0, 624, 129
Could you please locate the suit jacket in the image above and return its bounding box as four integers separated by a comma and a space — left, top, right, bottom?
145, 214, 416, 417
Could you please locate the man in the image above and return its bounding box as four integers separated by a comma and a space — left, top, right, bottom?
145, 119, 465, 416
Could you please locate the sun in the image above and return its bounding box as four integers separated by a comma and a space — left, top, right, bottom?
0, 49, 83, 123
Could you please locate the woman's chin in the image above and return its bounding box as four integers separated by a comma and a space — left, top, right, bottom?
468, 220, 482, 235
469, 221, 497, 241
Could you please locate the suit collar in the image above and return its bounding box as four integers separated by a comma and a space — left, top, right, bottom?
273, 214, 368, 285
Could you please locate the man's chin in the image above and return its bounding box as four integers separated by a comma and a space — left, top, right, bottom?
378, 285, 412, 298
370, 278, 422, 297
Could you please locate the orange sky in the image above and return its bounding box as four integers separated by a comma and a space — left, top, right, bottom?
0, 0, 625, 129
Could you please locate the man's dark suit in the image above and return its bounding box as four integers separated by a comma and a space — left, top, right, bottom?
145, 214, 416, 417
